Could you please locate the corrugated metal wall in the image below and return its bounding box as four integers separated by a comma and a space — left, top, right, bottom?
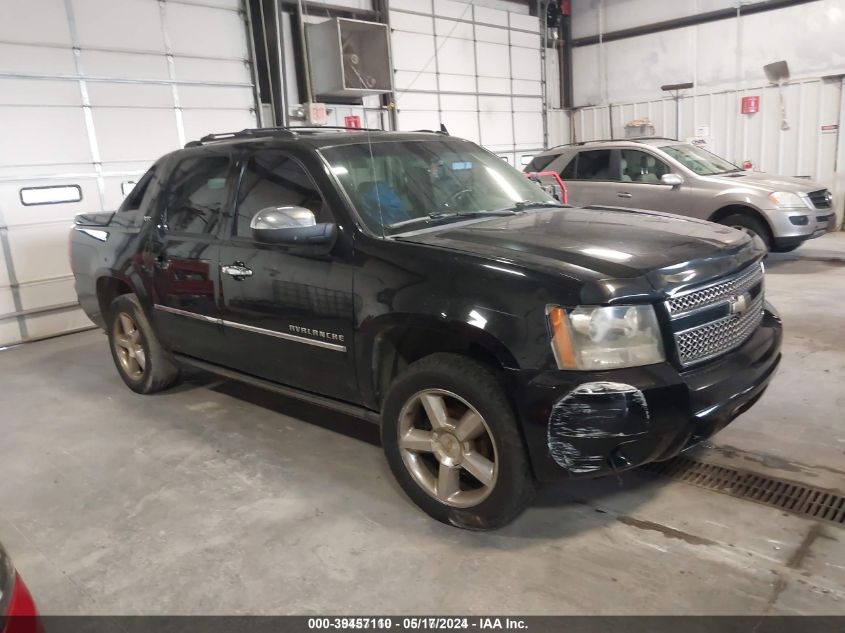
0, 0, 258, 347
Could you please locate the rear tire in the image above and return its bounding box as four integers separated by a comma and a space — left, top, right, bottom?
719, 213, 772, 250
381, 353, 535, 530
108, 294, 180, 394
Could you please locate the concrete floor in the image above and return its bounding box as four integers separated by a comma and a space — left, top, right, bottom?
1, 247, 844, 615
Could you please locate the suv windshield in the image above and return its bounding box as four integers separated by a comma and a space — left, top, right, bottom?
660, 143, 742, 175
320, 138, 556, 236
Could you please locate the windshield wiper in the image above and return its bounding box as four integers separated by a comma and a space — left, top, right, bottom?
494, 200, 568, 212
386, 209, 518, 231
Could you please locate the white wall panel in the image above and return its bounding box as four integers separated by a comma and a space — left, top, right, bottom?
0, 0, 72, 46
435, 37, 475, 76
83, 51, 170, 80
0, 106, 93, 167
392, 32, 437, 72
0, 79, 82, 106
389, 11, 433, 34
165, 3, 246, 58
475, 42, 510, 78
0, 43, 77, 75
72, 0, 165, 52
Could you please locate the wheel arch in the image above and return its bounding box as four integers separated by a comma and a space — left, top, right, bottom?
95, 274, 136, 325
708, 203, 774, 236
365, 316, 519, 409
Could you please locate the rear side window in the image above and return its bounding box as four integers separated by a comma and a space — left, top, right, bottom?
525, 154, 555, 172
164, 156, 231, 235
560, 156, 577, 180
575, 150, 612, 180
119, 167, 155, 212
233, 152, 330, 237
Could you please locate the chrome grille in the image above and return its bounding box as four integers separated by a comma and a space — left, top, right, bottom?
807, 189, 831, 209
666, 263, 763, 316
675, 294, 764, 366
665, 262, 765, 367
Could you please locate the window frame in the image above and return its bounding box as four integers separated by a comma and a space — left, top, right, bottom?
161, 152, 236, 239
619, 148, 672, 185
229, 149, 332, 243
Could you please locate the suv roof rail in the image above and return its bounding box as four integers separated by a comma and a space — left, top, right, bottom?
542, 136, 679, 152
183, 125, 388, 148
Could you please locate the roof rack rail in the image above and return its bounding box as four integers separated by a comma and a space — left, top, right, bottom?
541, 136, 679, 152
183, 125, 387, 148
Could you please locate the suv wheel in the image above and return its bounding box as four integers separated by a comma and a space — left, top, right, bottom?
720, 213, 772, 250
381, 353, 535, 530
108, 294, 180, 394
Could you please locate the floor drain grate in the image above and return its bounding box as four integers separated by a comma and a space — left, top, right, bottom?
640, 455, 845, 526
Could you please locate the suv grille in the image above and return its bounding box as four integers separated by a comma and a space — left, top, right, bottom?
665, 263, 765, 367
807, 189, 831, 209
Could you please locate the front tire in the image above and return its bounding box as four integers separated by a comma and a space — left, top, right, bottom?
381, 353, 535, 530
108, 294, 180, 394
719, 213, 772, 250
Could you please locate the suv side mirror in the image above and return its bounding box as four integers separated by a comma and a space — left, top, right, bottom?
661, 173, 684, 187
250, 206, 336, 245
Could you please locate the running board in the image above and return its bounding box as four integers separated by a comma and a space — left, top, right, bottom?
174, 354, 381, 425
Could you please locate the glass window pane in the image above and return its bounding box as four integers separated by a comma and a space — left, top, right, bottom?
234, 153, 329, 237
621, 150, 669, 183
165, 156, 231, 235
574, 150, 611, 180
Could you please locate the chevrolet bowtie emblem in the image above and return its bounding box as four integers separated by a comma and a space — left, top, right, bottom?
728, 292, 750, 316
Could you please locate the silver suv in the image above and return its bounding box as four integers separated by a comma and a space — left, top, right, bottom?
525, 138, 837, 252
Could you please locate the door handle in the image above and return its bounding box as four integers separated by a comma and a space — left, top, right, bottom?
221, 262, 253, 280
617, 192, 633, 199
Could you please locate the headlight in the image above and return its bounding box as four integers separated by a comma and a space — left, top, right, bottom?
546, 304, 665, 370
768, 191, 808, 209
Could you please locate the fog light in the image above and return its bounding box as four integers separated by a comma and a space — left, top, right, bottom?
789, 215, 809, 226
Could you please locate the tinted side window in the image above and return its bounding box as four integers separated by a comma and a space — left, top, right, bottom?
621, 149, 670, 183
165, 156, 231, 235
118, 168, 155, 212
525, 154, 555, 172
560, 156, 577, 179
575, 150, 611, 180
234, 152, 329, 237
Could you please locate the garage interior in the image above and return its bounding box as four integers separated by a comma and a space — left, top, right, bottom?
1, 0, 845, 617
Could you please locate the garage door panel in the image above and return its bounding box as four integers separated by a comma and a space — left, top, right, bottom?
476, 42, 510, 78
181, 109, 256, 145
510, 47, 541, 81
178, 85, 254, 109
87, 83, 174, 107
19, 277, 79, 311
475, 25, 509, 45
0, 107, 93, 167
7, 223, 75, 285
479, 111, 514, 146
512, 79, 542, 96
82, 51, 170, 80
474, 6, 508, 27
0, 43, 76, 75
390, 11, 433, 35
478, 77, 510, 94
440, 94, 477, 112
0, 321, 21, 347
434, 19, 473, 40
397, 92, 439, 111
165, 3, 246, 59
23, 308, 93, 341
396, 110, 440, 132
436, 37, 475, 76
433, 0, 471, 20
0, 242, 11, 289
392, 32, 436, 72
479, 96, 511, 113
0, 0, 71, 47
0, 79, 82, 106
72, 0, 165, 53
440, 111, 479, 144
172, 57, 251, 84
514, 112, 543, 147
92, 108, 180, 163
1, 180, 95, 227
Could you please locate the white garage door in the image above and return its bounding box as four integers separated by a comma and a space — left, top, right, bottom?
0, 0, 257, 346
389, 0, 544, 168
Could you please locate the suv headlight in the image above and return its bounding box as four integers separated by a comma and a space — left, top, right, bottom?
546, 304, 665, 370
769, 191, 809, 209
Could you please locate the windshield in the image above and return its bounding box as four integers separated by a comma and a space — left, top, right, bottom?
660, 143, 741, 175
320, 138, 556, 236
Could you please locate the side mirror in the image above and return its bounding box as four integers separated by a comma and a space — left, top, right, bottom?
661, 173, 684, 187
250, 206, 336, 245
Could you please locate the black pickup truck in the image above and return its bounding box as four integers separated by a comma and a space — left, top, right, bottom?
70, 127, 782, 529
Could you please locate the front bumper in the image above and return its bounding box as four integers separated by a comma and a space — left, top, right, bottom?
764, 207, 836, 245
510, 307, 782, 482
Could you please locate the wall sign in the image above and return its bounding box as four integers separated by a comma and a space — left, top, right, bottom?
344, 115, 362, 129
741, 96, 760, 114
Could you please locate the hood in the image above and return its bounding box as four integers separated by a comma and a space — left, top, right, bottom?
703, 170, 825, 193
398, 207, 765, 301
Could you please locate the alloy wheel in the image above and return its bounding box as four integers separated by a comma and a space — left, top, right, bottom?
397, 389, 498, 508
113, 312, 146, 380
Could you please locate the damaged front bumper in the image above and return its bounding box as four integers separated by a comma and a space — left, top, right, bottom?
511, 306, 782, 482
